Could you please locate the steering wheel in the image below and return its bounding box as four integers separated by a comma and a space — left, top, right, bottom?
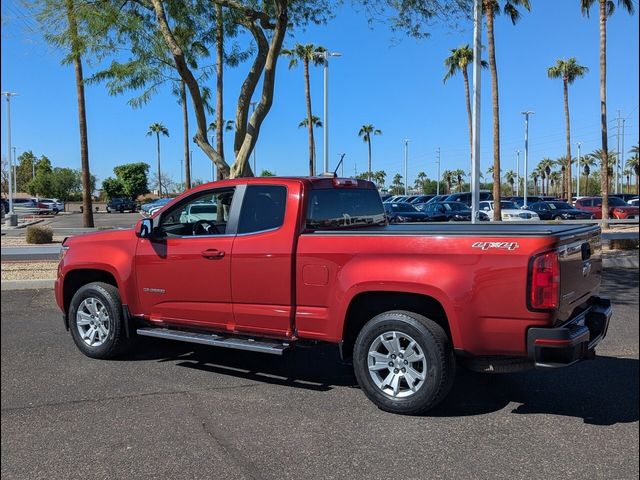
192, 220, 220, 235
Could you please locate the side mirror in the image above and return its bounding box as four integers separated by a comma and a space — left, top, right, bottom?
137, 218, 153, 238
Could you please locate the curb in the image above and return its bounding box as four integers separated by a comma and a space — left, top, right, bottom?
1, 279, 55, 291
603, 256, 639, 269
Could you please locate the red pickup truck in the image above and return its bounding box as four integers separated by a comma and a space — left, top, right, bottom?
55, 177, 611, 414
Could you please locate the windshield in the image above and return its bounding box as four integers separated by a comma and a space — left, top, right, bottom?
500, 201, 518, 209
548, 202, 572, 210
306, 188, 386, 230
608, 197, 627, 206
442, 202, 469, 211
387, 203, 419, 213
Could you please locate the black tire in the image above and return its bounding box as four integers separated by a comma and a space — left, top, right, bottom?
68, 282, 132, 359
353, 310, 455, 415
553, 215, 562, 221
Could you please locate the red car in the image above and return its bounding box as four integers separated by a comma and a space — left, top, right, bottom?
55, 176, 611, 415
575, 196, 639, 219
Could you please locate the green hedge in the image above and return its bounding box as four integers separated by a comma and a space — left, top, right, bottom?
25, 226, 53, 244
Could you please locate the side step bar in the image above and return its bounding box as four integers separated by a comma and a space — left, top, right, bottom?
136, 328, 291, 355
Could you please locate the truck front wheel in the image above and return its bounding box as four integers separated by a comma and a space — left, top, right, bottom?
68, 282, 132, 359
353, 310, 455, 415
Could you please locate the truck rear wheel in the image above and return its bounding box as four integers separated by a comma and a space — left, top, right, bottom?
68, 282, 131, 359
353, 310, 455, 415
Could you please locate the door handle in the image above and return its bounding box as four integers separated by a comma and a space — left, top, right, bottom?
201, 249, 225, 259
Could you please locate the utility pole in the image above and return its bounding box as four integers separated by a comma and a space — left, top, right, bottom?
436, 147, 441, 195
179, 158, 184, 187
576, 142, 582, 197
403, 139, 410, 195
521, 111, 535, 208
318, 50, 342, 174
2, 91, 18, 224
621, 118, 625, 193
470, 0, 482, 223
12, 146, 17, 196
616, 110, 621, 194
515, 150, 520, 196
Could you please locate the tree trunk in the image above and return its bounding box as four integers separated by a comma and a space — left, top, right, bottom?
216, 3, 225, 181
486, 5, 502, 221
303, 59, 315, 176
599, 0, 610, 226
66, 0, 93, 227
367, 139, 372, 181
586, 173, 589, 195
180, 80, 191, 189
156, 132, 162, 197
462, 66, 473, 177
563, 78, 572, 203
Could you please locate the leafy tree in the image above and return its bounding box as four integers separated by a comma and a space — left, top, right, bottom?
443, 45, 487, 167
101, 177, 126, 199
483, 0, 531, 220
282, 43, 326, 175
358, 124, 383, 181
260, 170, 276, 177
581, 0, 635, 223
147, 123, 169, 197
548, 58, 589, 202
113, 163, 150, 199
15, 151, 39, 192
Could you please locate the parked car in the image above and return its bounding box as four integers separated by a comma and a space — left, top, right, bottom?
529, 201, 594, 220
409, 194, 436, 205
445, 191, 493, 207
574, 196, 639, 219
383, 202, 428, 223
422, 201, 473, 221
508, 196, 545, 208
610, 193, 638, 203
479, 200, 540, 221
56, 176, 611, 415
1, 198, 8, 215
11, 198, 38, 209
107, 197, 137, 213
628, 197, 639, 207
38, 198, 65, 214
141, 198, 172, 215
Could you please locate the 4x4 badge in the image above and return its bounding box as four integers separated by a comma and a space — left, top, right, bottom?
472, 241, 520, 251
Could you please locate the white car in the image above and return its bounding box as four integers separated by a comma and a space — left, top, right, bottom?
628, 197, 639, 207
479, 200, 540, 221
38, 198, 65, 213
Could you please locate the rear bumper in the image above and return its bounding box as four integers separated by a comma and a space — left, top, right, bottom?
527, 297, 612, 368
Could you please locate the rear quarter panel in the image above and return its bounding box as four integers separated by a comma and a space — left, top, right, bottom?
296, 234, 556, 355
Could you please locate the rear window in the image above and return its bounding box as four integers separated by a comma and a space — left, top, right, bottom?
386, 203, 418, 213
442, 202, 468, 211
306, 188, 386, 230
238, 185, 287, 234
608, 197, 627, 206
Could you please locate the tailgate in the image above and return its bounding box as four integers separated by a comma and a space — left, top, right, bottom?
555, 226, 602, 323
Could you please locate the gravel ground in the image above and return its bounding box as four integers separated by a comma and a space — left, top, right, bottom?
0, 236, 64, 247
0, 262, 58, 281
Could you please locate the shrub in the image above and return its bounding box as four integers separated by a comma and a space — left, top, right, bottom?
26, 226, 53, 244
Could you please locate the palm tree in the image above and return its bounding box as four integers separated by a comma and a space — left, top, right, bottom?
484, 0, 531, 221
587, 148, 618, 192
579, 154, 597, 196
626, 153, 639, 194
390, 173, 404, 195
147, 123, 169, 197
549, 171, 562, 196
505, 170, 517, 196
453, 169, 466, 192
554, 156, 571, 199
548, 58, 589, 203
443, 45, 488, 167
530, 171, 540, 195
442, 170, 456, 194
358, 125, 382, 181
372, 170, 387, 190
299, 115, 323, 129
581, 0, 635, 223
538, 158, 554, 196
282, 44, 326, 176
414, 171, 428, 193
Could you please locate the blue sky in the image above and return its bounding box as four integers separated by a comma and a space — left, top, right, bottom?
1, 1, 638, 189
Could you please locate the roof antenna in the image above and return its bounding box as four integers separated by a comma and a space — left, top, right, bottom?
333, 153, 346, 177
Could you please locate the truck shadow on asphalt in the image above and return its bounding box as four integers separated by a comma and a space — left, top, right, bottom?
127, 338, 637, 425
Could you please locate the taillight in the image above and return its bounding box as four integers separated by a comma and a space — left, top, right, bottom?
37, 202, 47, 209
529, 251, 560, 310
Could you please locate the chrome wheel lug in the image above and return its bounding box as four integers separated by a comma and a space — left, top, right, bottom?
391, 354, 396, 359
393, 368, 399, 374
404, 360, 408, 365
388, 361, 394, 367
401, 368, 406, 373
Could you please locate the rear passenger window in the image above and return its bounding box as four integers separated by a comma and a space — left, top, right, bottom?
238, 185, 287, 234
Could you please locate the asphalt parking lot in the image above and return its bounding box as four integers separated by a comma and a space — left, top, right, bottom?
38, 211, 142, 230
1, 268, 638, 480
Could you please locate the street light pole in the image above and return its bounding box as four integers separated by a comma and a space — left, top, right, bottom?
576, 142, 582, 197
470, 0, 482, 223
521, 111, 535, 208
2, 92, 18, 220
403, 139, 409, 195
12, 146, 17, 196
516, 149, 520, 196
621, 118, 625, 194
319, 50, 341, 174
